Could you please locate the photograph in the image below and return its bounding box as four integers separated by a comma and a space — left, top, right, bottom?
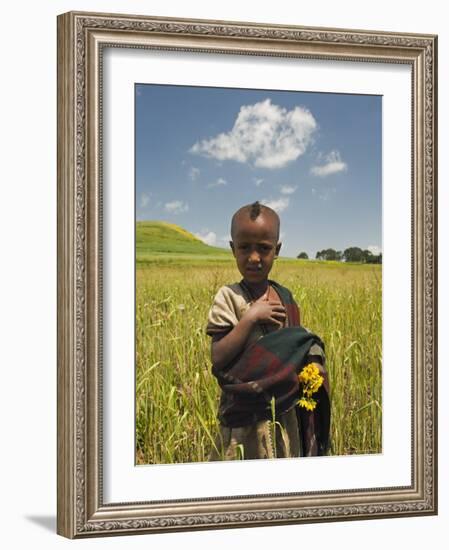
135, 84, 382, 465
1, 0, 447, 547
56, 10, 437, 538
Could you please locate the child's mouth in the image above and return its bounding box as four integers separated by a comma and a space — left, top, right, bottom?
246, 264, 263, 272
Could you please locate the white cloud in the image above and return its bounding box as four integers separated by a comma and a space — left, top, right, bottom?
207, 177, 227, 189
310, 186, 336, 201
321, 187, 337, 201
164, 200, 189, 214
280, 185, 297, 195
254, 178, 264, 187
368, 245, 382, 256
194, 230, 217, 246
140, 192, 150, 208
189, 166, 200, 181
190, 98, 317, 169
311, 150, 347, 177
261, 197, 290, 213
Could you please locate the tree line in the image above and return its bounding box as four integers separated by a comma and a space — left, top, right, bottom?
297, 247, 382, 264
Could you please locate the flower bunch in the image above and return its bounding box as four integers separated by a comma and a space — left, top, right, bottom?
298, 363, 324, 411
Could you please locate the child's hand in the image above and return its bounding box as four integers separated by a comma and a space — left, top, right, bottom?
244, 295, 286, 327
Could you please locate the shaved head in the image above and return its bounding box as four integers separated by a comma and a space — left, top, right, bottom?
231, 201, 280, 242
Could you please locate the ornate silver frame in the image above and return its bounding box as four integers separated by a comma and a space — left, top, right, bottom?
57, 11, 438, 538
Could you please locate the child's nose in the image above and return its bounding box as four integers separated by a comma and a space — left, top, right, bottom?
249, 249, 261, 262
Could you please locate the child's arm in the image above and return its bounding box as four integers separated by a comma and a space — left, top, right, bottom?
211, 299, 286, 371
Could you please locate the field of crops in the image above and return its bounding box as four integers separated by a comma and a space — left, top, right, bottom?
136, 256, 382, 464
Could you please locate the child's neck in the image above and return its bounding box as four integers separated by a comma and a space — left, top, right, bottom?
242, 279, 270, 300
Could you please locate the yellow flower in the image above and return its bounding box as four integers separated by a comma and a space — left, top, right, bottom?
298, 363, 324, 411
298, 397, 317, 411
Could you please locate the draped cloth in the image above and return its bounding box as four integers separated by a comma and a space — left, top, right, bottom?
208, 280, 331, 457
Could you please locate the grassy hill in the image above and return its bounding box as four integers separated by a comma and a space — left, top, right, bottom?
136, 221, 232, 265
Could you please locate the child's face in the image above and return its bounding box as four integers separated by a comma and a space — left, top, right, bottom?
230, 215, 281, 285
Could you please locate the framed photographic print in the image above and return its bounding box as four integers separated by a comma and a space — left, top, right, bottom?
57, 11, 437, 538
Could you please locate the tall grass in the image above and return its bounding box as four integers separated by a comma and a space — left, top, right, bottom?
136, 259, 382, 464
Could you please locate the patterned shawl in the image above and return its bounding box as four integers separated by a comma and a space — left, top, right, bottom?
212, 281, 331, 456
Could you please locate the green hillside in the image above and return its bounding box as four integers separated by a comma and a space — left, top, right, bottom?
136, 221, 232, 265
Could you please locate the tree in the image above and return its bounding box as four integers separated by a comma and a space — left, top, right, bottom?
366, 252, 382, 264
316, 248, 342, 261
343, 247, 382, 263
314, 246, 381, 263
297, 252, 309, 259
343, 247, 364, 262
362, 249, 373, 263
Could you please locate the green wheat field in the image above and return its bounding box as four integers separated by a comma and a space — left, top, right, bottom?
136, 221, 382, 464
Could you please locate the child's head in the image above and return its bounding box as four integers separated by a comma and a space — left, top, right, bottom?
230, 201, 281, 285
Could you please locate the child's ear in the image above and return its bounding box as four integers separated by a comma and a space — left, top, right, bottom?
229, 241, 235, 255
275, 242, 282, 258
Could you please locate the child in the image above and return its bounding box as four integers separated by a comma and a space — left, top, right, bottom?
206, 201, 330, 460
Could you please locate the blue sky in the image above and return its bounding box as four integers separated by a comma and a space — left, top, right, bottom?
135, 84, 382, 258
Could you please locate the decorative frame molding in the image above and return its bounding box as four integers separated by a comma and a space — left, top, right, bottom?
57, 11, 437, 538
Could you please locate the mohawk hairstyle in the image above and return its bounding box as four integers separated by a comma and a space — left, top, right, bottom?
249, 200, 262, 220
230, 201, 280, 241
